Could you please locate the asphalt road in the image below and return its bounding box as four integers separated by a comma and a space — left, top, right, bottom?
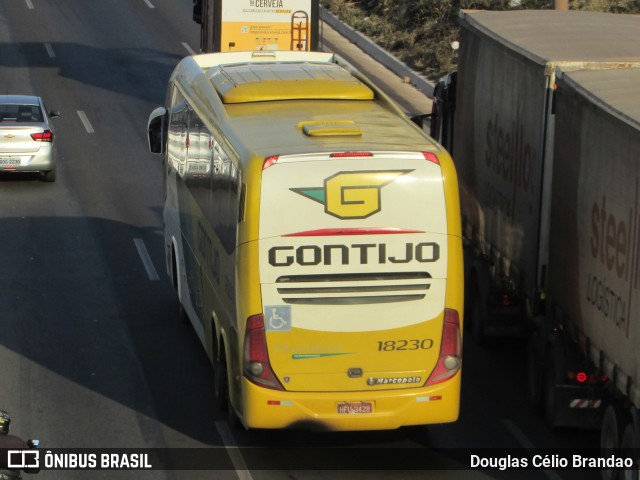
0, 1, 600, 479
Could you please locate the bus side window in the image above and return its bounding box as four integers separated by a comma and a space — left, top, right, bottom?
168, 88, 189, 176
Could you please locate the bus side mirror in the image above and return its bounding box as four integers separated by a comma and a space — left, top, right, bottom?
148, 107, 167, 154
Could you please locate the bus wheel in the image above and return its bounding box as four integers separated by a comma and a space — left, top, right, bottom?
214, 357, 228, 412
600, 405, 621, 480
214, 355, 240, 429
178, 304, 189, 325
226, 396, 240, 429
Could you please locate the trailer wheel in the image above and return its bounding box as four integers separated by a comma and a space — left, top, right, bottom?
620, 423, 639, 480
470, 291, 486, 344
600, 405, 621, 480
527, 334, 543, 412
543, 352, 561, 430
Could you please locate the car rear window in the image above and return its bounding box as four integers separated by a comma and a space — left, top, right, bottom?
0, 104, 44, 122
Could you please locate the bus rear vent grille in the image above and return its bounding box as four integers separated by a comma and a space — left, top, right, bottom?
275, 272, 431, 305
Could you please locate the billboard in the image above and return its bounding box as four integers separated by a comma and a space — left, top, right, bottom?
196, 0, 320, 53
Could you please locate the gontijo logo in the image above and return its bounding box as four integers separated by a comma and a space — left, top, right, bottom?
291, 170, 413, 219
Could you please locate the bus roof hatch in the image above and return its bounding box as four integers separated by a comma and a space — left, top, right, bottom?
208, 62, 374, 104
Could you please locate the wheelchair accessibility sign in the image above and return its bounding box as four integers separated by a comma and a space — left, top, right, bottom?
265, 305, 292, 332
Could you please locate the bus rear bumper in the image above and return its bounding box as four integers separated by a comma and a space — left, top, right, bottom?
240, 375, 461, 431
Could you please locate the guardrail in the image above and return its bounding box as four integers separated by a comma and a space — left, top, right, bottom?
320, 6, 435, 97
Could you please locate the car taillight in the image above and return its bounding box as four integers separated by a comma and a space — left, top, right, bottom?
31, 130, 53, 142
426, 308, 461, 386
243, 314, 284, 390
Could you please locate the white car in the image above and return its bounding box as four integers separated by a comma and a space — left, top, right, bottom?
0, 95, 60, 182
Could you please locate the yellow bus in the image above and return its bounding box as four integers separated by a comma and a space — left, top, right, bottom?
147, 50, 464, 431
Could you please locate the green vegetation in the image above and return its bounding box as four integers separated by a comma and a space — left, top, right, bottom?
321, 0, 640, 80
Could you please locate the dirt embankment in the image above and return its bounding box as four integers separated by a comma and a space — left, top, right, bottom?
321, 0, 640, 80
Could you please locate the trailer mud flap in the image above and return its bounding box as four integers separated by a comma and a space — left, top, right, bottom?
552, 385, 603, 429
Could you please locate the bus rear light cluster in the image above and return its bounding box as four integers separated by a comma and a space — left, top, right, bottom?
243, 314, 284, 390
425, 308, 461, 386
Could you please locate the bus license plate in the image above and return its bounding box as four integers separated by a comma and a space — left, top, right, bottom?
337, 401, 373, 414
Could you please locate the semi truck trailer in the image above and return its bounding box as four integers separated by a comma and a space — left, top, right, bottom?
431, 8, 640, 471
542, 64, 640, 462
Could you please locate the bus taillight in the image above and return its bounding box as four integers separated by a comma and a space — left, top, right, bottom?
422, 152, 440, 165
243, 314, 284, 390
262, 155, 279, 170
425, 309, 461, 386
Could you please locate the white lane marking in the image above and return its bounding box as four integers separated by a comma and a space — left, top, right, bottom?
215, 421, 254, 480
501, 419, 564, 480
182, 42, 196, 56
44, 43, 56, 58
134, 238, 160, 281
143, 0, 155, 8
25, 0, 34, 10
77, 111, 95, 134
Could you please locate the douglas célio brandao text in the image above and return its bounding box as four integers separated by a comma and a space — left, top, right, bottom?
470, 454, 635, 471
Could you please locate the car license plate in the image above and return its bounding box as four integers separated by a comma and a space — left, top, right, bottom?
0, 157, 20, 165
337, 401, 373, 414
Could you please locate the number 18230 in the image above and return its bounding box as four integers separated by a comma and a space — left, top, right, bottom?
377, 339, 434, 351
